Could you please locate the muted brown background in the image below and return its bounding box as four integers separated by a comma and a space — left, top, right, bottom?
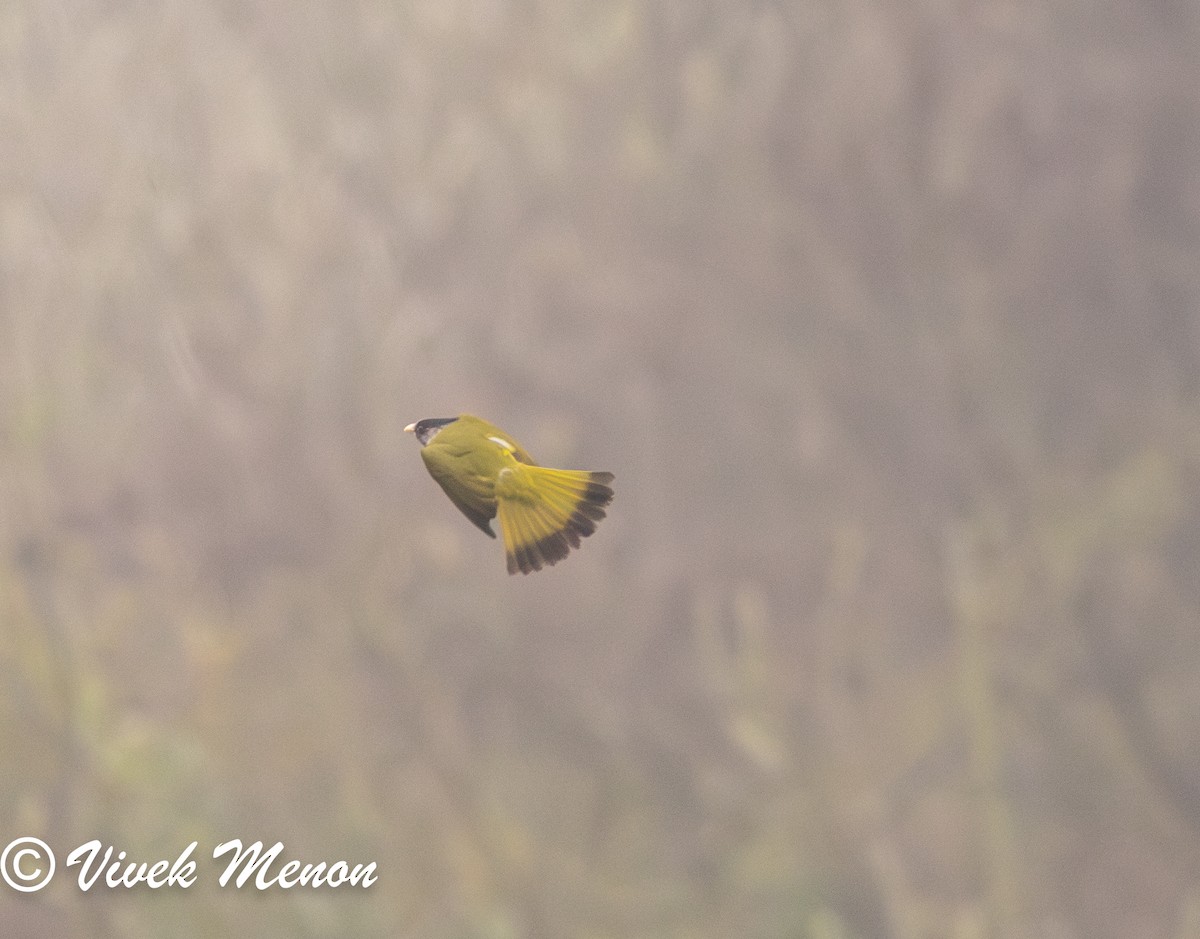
2, 1, 1198, 936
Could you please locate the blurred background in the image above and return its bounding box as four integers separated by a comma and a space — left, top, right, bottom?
2, 1, 1198, 936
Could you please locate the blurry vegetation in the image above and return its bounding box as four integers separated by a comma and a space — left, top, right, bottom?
1, 0, 1199, 936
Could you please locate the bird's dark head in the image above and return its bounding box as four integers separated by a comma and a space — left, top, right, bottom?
404, 417, 458, 446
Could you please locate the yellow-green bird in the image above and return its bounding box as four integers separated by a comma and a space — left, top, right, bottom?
404, 414, 614, 575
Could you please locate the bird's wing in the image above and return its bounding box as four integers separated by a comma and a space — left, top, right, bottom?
420, 446, 497, 538
457, 415, 539, 465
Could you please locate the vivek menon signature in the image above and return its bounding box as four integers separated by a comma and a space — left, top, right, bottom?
61, 839, 377, 891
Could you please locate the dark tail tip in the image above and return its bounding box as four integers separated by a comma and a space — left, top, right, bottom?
586, 472, 615, 507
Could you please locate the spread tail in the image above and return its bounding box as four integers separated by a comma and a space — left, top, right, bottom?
494, 466, 614, 575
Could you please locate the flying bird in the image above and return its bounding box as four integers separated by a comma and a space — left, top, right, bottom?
404, 414, 614, 575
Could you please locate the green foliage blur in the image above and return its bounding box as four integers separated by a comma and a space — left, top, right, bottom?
1, 1, 1198, 936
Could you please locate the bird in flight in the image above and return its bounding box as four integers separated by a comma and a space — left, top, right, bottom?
405, 414, 614, 575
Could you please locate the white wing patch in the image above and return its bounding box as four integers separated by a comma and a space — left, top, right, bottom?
488, 435, 515, 452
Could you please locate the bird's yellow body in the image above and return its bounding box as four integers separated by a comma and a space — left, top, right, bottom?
405, 414, 614, 575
